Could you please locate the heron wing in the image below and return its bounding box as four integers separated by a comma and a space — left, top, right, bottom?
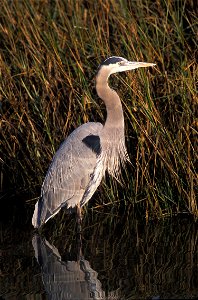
32, 122, 103, 227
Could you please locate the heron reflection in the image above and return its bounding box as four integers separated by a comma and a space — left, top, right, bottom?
32, 235, 120, 299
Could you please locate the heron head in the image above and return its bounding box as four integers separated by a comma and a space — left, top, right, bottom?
98, 56, 155, 76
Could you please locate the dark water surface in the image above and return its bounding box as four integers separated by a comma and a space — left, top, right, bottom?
0, 211, 197, 299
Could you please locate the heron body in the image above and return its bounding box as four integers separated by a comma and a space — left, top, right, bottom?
32, 56, 155, 228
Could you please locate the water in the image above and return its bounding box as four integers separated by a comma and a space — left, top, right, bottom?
0, 212, 197, 299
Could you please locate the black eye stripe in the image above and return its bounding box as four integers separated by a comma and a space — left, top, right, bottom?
102, 56, 125, 66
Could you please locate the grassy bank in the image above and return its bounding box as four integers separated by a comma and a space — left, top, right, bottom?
0, 0, 197, 219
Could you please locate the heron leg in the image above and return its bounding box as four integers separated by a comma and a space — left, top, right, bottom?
76, 203, 82, 259
76, 203, 82, 228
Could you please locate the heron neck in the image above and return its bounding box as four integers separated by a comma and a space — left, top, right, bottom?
96, 77, 124, 129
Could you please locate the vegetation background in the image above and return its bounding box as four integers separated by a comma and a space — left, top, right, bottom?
0, 0, 197, 221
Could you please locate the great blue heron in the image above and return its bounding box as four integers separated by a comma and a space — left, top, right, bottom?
32, 56, 155, 228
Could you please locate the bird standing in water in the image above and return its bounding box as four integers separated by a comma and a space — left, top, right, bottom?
32, 56, 155, 228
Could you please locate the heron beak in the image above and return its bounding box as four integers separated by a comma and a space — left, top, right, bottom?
123, 61, 156, 70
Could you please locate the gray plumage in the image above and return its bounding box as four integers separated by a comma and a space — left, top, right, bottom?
32, 56, 155, 228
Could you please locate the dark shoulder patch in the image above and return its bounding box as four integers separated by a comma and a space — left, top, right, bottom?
82, 135, 101, 155
102, 56, 124, 66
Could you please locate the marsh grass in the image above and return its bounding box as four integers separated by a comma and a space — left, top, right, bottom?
0, 0, 197, 218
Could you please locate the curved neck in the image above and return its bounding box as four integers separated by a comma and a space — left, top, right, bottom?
96, 70, 124, 129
